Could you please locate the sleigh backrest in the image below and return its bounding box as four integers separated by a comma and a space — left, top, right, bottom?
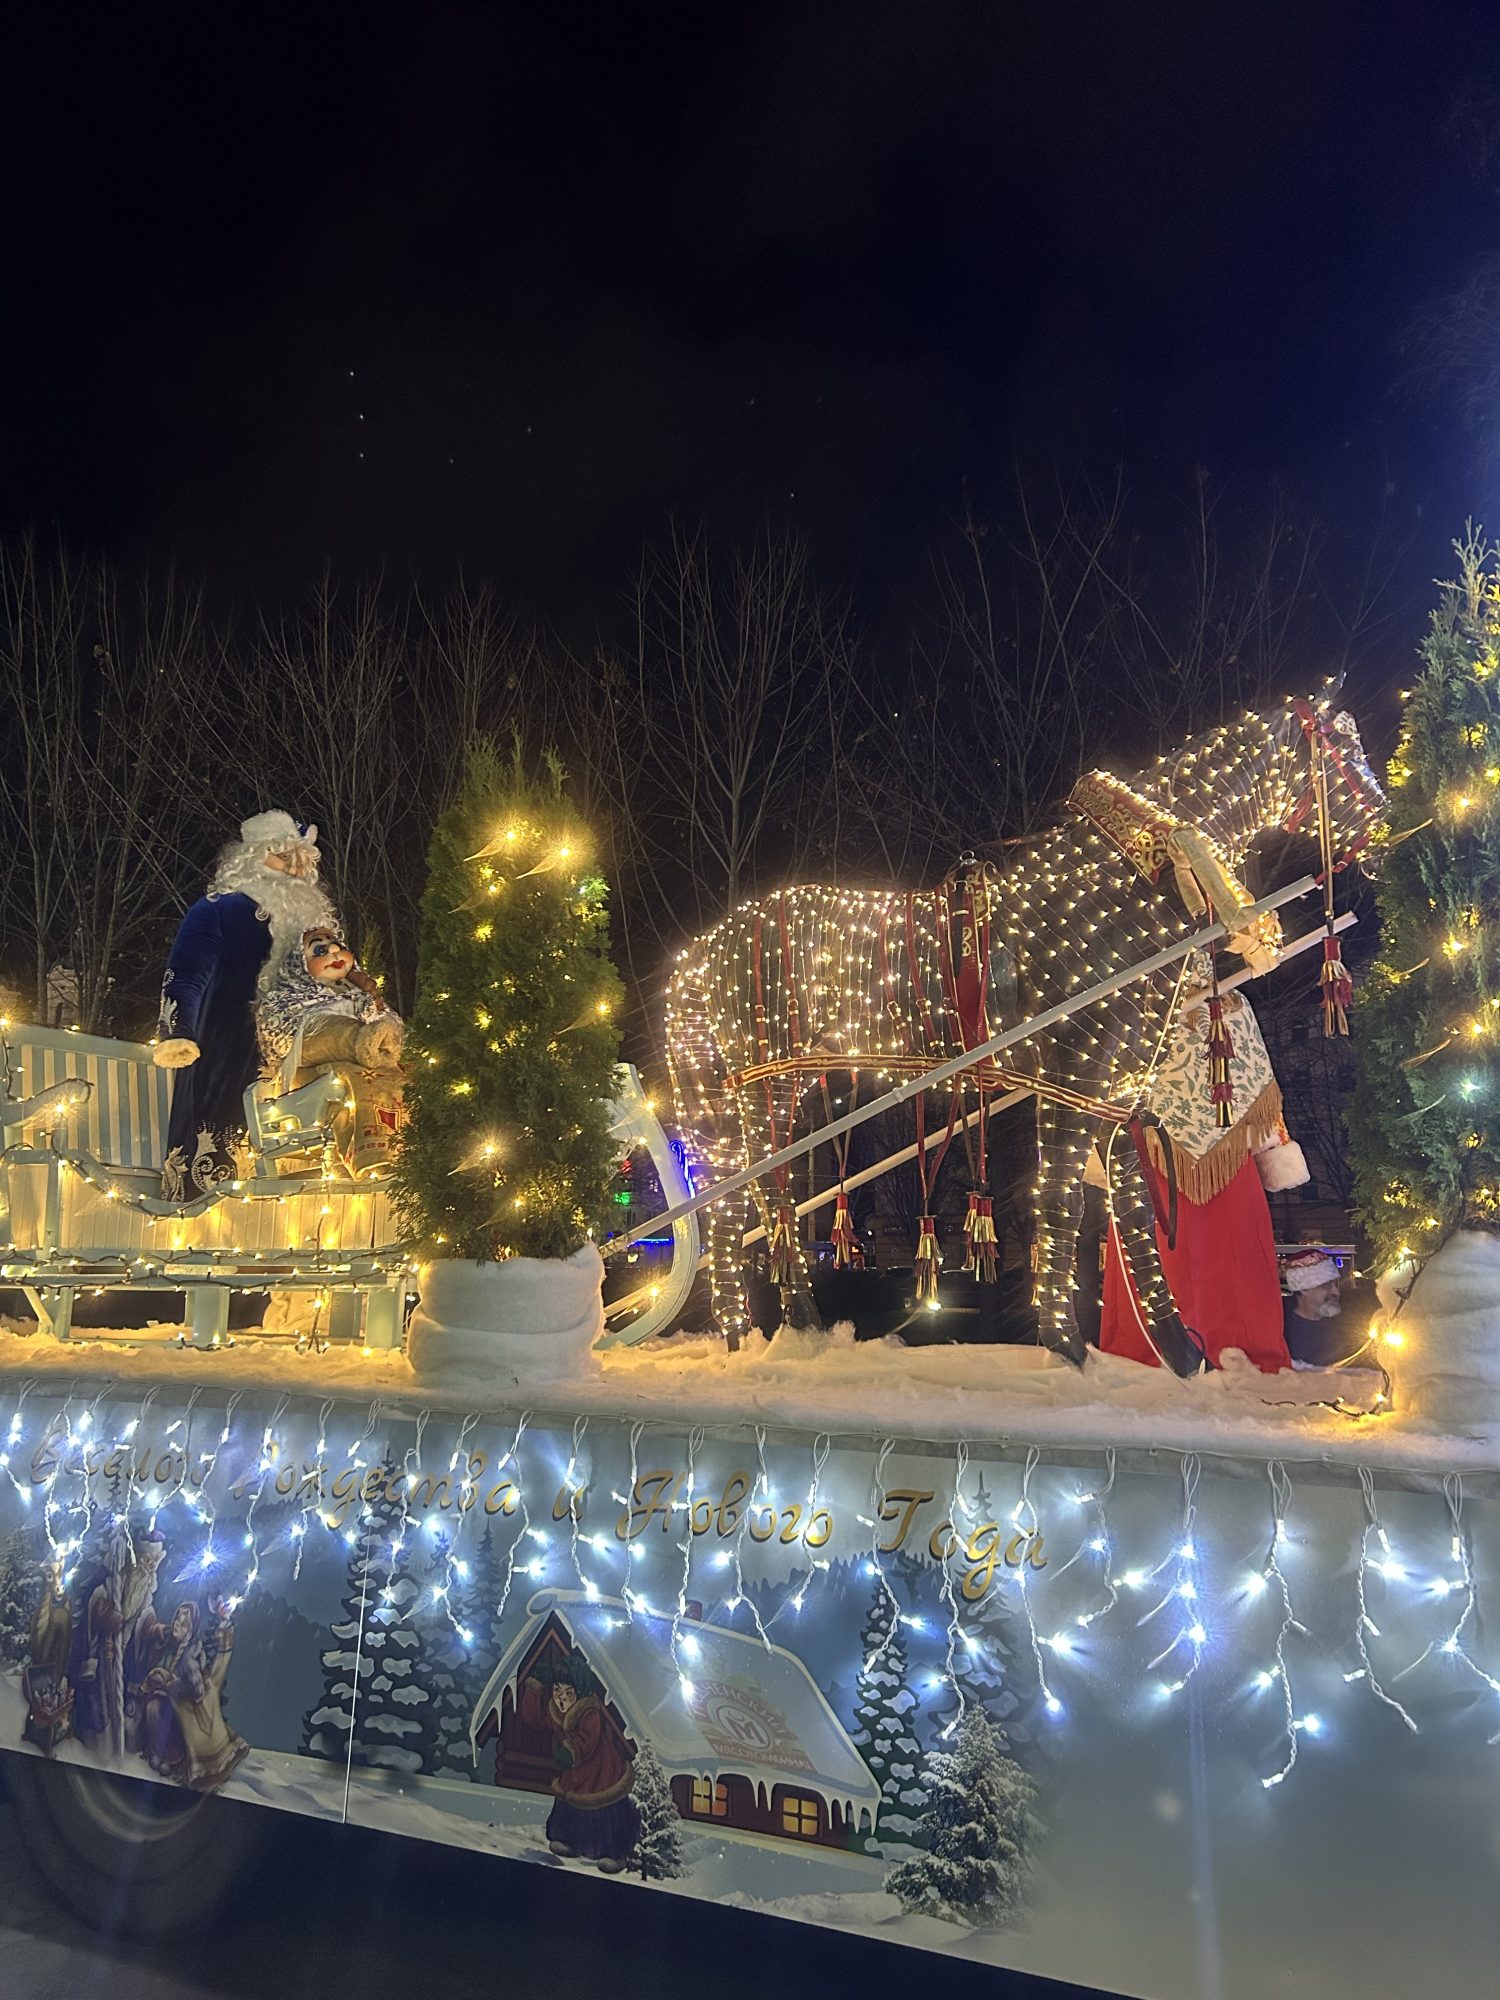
6, 1023, 169, 1171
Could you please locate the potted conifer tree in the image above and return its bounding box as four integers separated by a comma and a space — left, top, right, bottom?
395, 741, 624, 1387
1347, 529, 1500, 1429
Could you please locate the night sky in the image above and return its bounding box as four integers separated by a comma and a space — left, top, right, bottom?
4, 1, 1497, 640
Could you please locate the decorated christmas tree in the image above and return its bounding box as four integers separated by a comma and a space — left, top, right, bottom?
392, 739, 624, 1262
302, 1468, 438, 1774
850, 1576, 926, 1857
632, 1740, 687, 1880
1348, 530, 1500, 1273
886, 1706, 1038, 1927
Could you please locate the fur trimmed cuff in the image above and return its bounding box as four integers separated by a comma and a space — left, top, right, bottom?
153, 1038, 201, 1070
1256, 1138, 1309, 1192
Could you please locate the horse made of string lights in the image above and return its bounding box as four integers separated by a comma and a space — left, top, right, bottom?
665, 696, 1385, 1370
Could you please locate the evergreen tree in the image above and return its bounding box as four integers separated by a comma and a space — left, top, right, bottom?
302, 1467, 438, 1774
1348, 530, 1500, 1271
391, 738, 624, 1261
850, 1576, 926, 1856
467, 1517, 512, 1666
886, 1708, 1039, 1927
0, 1527, 44, 1665
632, 1740, 687, 1880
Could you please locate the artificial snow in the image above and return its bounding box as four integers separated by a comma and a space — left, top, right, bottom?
405, 1245, 605, 1389
1377, 1231, 1500, 1434
0, 1308, 1491, 1477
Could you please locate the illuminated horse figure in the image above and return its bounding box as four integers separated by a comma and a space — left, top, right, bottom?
666, 696, 1384, 1371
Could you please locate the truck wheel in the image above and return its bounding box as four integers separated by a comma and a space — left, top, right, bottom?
3, 1751, 267, 1939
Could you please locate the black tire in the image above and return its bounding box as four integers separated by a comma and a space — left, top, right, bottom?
3, 1749, 267, 1940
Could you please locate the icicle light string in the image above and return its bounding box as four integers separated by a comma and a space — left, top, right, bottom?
429, 1411, 484, 1648
1343, 1467, 1418, 1732
726, 1424, 774, 1652
1012, 1446, 1060, 1713
0, 1381, 35, 1502
1139, 1455, 1205, 1695
290, 1397, 337, 1582
859, 1439, 901, 1682
613, 1420, 645, 1622
671, 1426, 706, 1696
1071, 1449, 1121, 1634
393, 1410, 432, 1607
1258, 1461, 1313, 1788
491, 1410, 532, 1632
936, 1440, 972, 1737
564, 1416, 598, 1603
233, 1392, 291, 1610
1391, 1473, 1500, 1718
764, 1432, 834, 1631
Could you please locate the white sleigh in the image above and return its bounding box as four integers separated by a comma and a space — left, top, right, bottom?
1, 1024, 695, 1351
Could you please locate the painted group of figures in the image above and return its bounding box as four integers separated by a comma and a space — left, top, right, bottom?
153, 812, 406, 1200
20, 1528, 248, 1792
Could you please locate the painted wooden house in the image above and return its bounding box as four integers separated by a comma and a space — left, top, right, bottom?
470, 1590, 881, 1851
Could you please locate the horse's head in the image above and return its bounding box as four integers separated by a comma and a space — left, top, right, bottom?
1276, 691, 1387, 874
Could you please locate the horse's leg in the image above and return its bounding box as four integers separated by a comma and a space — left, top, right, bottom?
1032, 1095, 1099, 1366
706, 1189, 754, 1351
1104, 1142, 1205, 1378
740, 1077, 822, 1332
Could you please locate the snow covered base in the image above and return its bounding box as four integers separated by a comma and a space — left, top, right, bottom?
405, 1246, 605, 1391
1378, 1231, 1500, 1434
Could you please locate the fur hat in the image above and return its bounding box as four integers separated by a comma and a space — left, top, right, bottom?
239, 810, 319, 854
1282, 1248, 1339, 1292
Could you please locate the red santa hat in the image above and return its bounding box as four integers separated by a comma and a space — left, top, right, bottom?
1282, 1247, 1339, 1292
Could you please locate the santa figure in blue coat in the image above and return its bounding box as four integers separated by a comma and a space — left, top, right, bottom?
154, 812, 334, 1200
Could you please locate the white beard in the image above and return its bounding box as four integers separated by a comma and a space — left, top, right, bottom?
209, 843, 338, 992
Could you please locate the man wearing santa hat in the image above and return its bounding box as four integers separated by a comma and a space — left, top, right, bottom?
153, 812, 335, 1200
1281, 1247, 1362, 1368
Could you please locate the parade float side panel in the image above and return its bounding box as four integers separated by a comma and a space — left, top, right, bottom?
2, 1385, 1498, 1997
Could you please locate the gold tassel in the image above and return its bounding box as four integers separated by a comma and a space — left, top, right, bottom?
1321, 936, 1352, 1037
914, 1215, 941, 1303
769, 1202, 798, 1289
963, 1191, 999, 1282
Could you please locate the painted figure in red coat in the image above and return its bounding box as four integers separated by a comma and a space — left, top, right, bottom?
520, 1655, 641, 1872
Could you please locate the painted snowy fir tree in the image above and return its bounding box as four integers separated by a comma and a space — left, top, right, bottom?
633, 1740, 687, 1880
0, 1526, 44, 1665
1347, 528, 1500, 1273
851, 1573, 926, 1857
392, 738, 624, 1261
302, 1467, 439, 1774
886, 1707, 1038, 1927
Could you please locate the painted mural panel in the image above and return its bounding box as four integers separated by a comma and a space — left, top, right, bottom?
0, 1383, 1497, 1996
